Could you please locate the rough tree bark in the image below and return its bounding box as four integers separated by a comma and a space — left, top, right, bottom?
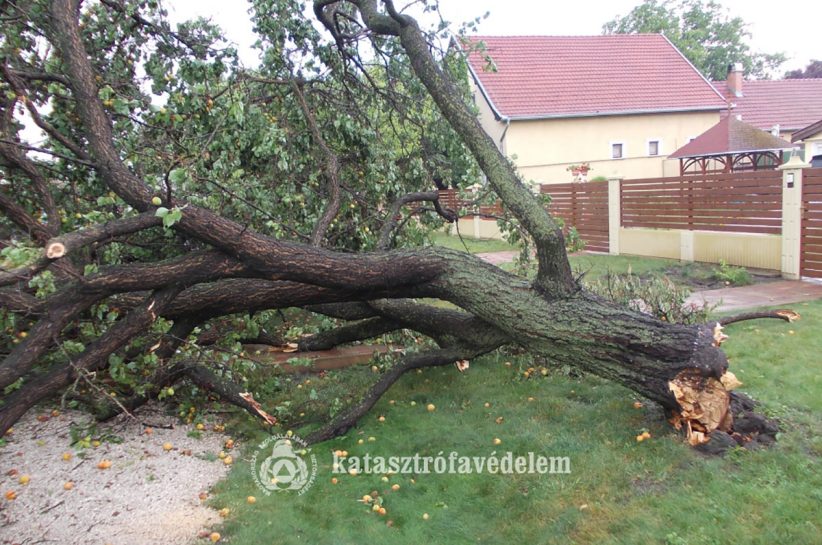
0, 0, 781, 452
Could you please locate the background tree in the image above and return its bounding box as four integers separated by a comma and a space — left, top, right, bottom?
785, 60, 822, 79
603, 0, 786, 80
0, 0, 783, 452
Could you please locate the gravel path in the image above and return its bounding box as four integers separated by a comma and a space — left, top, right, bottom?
0, 403, 231, 545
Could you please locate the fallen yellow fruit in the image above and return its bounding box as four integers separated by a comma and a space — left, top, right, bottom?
422, 513, 430, 520
223, 456, 233, 466
210, 532, 221, 542
636, 434, 645, 442
372, 503, 380, 512
331, 477, 339, 485
426, 404, 436, 412
246, 496, 256, 504
18, 475, 30, 485
493, 438, 502, 446
219, 508, 230, 517
63, 481, 74, 490
97, 459, 112, 470
362, 495, 372, 503
391, 484, 400, 491
378, 416, 385, 422
4, 490, 16, 501
196, 423, 205, 431
162, 442, 173, 451
378, 507, 387, 515
61, 451, 73, 461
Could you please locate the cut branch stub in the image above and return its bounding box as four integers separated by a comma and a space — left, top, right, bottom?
46, 241, 66, 259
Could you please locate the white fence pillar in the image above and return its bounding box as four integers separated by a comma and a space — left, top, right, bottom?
779, 156, 809, 280
607, 177, 622, 255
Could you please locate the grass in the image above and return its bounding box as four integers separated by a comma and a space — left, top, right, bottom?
210, 300, 822, 545
432, 233, 752, 289
429, 231, 518, 254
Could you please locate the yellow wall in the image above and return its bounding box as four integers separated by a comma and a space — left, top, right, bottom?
503, 111, 720, 184
470, 79, 507, 154
619, 227, 781, 270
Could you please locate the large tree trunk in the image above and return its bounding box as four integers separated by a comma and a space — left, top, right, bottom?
0, 0, 780, 453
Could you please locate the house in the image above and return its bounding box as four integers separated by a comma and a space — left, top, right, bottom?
791, 120, 822, 167
463, 34, 728, 184
714, 64, 822, 161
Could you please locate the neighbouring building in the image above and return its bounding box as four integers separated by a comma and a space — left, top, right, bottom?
463, 34, 728, 185
791, 120, 822, 167
714, 64, 822, 162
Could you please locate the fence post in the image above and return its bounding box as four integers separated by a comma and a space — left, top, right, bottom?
779, 156, 809, 280
607, 177, 622, 255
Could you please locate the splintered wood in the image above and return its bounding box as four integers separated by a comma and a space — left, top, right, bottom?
239, 392, 278, 426
668, 369, 742, 446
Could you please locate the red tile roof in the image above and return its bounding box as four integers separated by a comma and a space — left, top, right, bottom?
464, 35, 727, 119
714, 79, 822, 132
669, 116, 792, 159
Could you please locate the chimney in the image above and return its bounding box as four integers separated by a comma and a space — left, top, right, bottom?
727, 62, 744, 97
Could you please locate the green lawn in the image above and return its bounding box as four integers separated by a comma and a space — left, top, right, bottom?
209, 301, 822, 545
429, 232, 519, 254
432, 233, 746, 289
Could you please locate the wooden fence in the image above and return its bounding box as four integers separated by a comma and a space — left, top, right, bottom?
620, 170, 783, 235
539, 181, 609, 252
801, 168, 822, 278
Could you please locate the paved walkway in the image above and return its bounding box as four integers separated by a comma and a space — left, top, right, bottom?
477, 251, 822, 311
685, 280, 822, 312
476, 250, 518, 265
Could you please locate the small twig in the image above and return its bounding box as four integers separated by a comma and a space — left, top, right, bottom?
40, 500, 65, 514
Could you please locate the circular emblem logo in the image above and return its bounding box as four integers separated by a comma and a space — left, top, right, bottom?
251, 434, 317, 495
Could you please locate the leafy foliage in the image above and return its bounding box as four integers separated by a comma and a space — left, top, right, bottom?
785, 59, 822, 79
603, 0, 786, 79
587, 272, 713, 324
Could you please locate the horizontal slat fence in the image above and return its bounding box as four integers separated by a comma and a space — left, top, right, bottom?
620, 170, 783, 234
801, 168, 822, 278
437, 189, 503, 218
540, 181, 609, 252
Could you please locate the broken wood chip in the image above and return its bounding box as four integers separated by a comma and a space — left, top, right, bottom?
282, 342, 299, 353
719, 371, 742, 391
455, 360, 469, 372
712, 322, 729, 347
775, 309, 800, 322
239, 392, 277, 426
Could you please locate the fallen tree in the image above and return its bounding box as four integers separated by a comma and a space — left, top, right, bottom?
0, 0, 782, 452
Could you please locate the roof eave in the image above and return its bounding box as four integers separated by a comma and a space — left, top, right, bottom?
670, 146, 794, 159
465, 60, 509, 122
505, 105, 725, 121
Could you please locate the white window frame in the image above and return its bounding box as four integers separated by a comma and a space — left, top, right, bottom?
610, 141, 625, 159
647, 138, 663, 157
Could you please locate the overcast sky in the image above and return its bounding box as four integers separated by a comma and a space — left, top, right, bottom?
164, 0, 819, 74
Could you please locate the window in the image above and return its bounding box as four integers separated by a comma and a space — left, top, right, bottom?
648, 140, 660, 156
611, 142, 624, 159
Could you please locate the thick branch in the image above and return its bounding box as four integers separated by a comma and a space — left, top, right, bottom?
343, 0, 575, 296
297, 317, 401, 351
0, 212, 162, 287
304, 345, 485, 444
0, 287, 181, 436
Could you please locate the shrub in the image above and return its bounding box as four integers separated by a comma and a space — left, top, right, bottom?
586, 272, 713, 324
713, 260, 753, 286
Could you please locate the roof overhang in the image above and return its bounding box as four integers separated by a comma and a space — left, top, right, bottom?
504, 106, 725, 121
671, 147, 793, 160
